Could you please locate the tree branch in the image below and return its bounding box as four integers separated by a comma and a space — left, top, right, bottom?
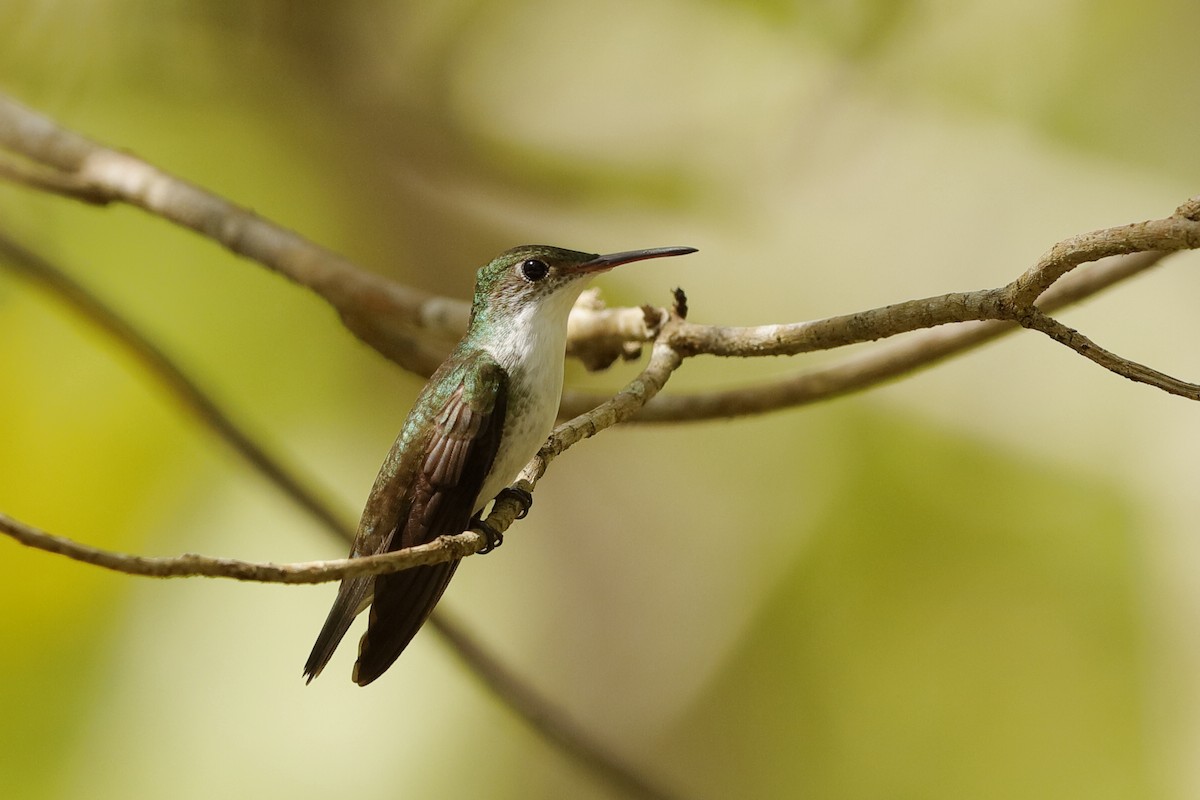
4, 92, 1197, 414
560, 249, 1169, 421
1010, 196, 1200, 308
1020, 309, 1200, 400
528, 301, 686, 484
0, 93, 658, 377
660, 206, 1199, 362
0, 512, 486, 582
0, 93, 457, 373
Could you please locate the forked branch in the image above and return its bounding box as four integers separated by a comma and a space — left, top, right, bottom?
2, 92, 1196, 410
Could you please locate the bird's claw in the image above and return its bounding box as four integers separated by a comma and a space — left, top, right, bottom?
473, 519, 504, 554
471, 487, 531, 554
496, 486, 533, 520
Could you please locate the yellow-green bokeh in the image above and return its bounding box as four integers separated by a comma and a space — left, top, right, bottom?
2, 2, 1198, 798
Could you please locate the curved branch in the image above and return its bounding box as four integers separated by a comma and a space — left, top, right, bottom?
0, 92, 459, 373
665, 289, 1003, 359
528, 311, 686, 482
559, 250, 1170, 421
659, 204, 1199, 362
0, 93, 663, 378
0, 512, 483, 581
1020, 310, 1200, 400
1010, 196, 1200, 308
558, 207, 1197, 421
572, 205, 1199, 415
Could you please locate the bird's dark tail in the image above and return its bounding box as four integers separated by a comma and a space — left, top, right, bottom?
303, 575, 372, 683
351, 559, 460, 686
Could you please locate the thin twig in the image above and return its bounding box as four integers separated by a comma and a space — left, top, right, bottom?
0, 93, 457, 373
0, 512, 483, 581
1011, 196, 1200, 308
559, 250, 1170, 421
530, 320, 685, 483
1020, 310, 1200, 400
0, 153, 109, 203
656, 204, 1199, 362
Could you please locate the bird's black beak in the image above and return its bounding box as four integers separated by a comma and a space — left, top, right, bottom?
574, 246, 697, 275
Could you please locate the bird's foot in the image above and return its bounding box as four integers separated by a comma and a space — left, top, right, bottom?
496, 486, 533, 520
472, 519, 504, 554
471, 487, 533, 554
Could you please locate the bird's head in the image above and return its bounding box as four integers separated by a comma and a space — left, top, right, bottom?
468, 244, 696, 331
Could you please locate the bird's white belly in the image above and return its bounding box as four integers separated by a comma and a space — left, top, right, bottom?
474, 342, 565, 512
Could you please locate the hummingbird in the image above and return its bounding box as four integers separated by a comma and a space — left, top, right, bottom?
303, 243, 697, 685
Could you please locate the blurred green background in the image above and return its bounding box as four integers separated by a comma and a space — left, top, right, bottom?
2, 1, 1199, 798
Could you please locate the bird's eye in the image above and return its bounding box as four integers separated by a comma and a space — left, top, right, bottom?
519, 259, 550, 282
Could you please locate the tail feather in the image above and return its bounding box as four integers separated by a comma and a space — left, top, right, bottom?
351, 559, 460, 686
303, 575, 372, 683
